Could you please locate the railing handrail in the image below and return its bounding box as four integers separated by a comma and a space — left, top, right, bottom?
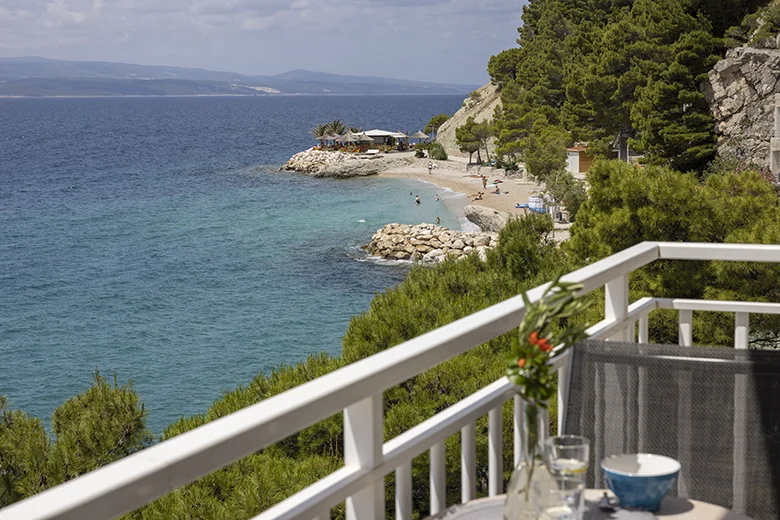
656, 298, 780, 314
4, 241, 780, 520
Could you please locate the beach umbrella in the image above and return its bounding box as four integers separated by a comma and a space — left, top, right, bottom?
410, 130, 429, 141
337, 132, 358, 144
356, 132, 374, 143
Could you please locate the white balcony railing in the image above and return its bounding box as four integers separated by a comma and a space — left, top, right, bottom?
2, 241, 779, 520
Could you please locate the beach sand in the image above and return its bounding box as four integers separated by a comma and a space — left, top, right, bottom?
379, 162, 538, 216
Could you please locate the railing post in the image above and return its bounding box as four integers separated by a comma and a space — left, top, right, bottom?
676, 310, 692, 498
344, 394, 384, 520
735, 312, 749, 350
557, 360, 569, 434
679, 310, 693, 346
733, 313, 749, 513
605, 275, 629, 341
488, 406, 503, 496
395, 462, 412, 520
638, 315, 649, 344
461, 423, 476, 503
513, 395, 523, 467
430, 442, 446, 514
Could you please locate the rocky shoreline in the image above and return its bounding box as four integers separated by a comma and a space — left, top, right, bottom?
281, 149, 416, 178
364, 223, 498, 263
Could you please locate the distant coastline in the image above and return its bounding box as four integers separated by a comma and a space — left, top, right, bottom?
0, 58, 479, 97
0, 93, 472, 99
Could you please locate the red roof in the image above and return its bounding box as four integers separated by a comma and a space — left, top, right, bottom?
567, 146, 588, 152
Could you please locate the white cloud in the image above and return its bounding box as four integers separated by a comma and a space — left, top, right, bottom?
0, 0, 525, 83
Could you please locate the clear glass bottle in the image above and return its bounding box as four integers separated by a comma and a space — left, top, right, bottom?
504, 402, 556, 520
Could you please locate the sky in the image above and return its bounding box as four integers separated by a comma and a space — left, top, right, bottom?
0, 0, 527, 85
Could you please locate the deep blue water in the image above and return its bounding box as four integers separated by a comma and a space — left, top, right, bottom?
0, 95, 464, 433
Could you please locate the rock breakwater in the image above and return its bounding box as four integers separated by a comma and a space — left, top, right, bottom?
281, 149, 415, 178
365, 223, 498, 263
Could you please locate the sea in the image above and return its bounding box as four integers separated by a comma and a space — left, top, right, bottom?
0, 95, 465, 433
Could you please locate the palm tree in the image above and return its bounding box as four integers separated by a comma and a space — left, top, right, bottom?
349, 126, 363, 133
310, 124, 328, 138
324, 120, 347, 135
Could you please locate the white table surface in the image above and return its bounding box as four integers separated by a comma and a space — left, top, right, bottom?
426, 489, 753, 519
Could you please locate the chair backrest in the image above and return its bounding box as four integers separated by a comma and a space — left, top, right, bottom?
564, 340, 780, 520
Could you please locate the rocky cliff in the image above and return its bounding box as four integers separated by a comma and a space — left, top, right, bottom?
705, 46, 780, 167
436, 83, 501, 159
364, 223, 498, 263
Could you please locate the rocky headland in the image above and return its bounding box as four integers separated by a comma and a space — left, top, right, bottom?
281, 149, 416, 178
365, 223, 498, 263
436, 83, 501, 159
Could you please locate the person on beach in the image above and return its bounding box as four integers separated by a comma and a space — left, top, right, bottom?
494, 185, 501, 194
482, 177, 487, 189
415, 195, 421, 205
428, 161, 433, 175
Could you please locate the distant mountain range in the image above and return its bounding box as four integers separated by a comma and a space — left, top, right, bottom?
0, 57, 479, 97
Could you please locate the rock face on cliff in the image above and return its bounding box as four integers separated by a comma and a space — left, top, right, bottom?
365, 223, 498, 263
705, 47, 780, 167
282, 149, 415, 177
436, 83, 502, 159
464, 205, 513, 233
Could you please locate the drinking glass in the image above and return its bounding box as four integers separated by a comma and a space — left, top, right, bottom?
533, 476, 585, 520
545, 435, 590, 483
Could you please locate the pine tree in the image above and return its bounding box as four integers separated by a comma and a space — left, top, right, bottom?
631, 29, 718, 171
487, 48, 522, 88
455, 117, 483, 163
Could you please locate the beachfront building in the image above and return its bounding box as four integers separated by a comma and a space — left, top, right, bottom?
364, 129, 408, 146
566, 145, 594, 176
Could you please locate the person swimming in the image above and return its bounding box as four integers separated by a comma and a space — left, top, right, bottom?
434, 194, 439, 201
415, 195, 421, 205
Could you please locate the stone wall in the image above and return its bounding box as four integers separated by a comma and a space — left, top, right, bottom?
704, 47, 780, 167
364, 223, 498, 263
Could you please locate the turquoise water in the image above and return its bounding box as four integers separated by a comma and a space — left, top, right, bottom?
0, 96, 465, 432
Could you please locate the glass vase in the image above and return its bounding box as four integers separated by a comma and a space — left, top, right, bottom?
503, 402, 556, 520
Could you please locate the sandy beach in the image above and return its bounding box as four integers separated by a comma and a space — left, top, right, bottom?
378, 159, 538, 217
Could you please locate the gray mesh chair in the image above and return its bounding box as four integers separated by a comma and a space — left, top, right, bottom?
563, 340, 780, 520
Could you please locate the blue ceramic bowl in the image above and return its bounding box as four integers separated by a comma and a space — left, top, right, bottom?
601, 453, 681, 512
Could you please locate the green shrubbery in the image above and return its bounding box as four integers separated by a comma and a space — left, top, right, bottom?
725, 2, 780, 48
0, 372, 151, 508
414, 141, 448, 161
